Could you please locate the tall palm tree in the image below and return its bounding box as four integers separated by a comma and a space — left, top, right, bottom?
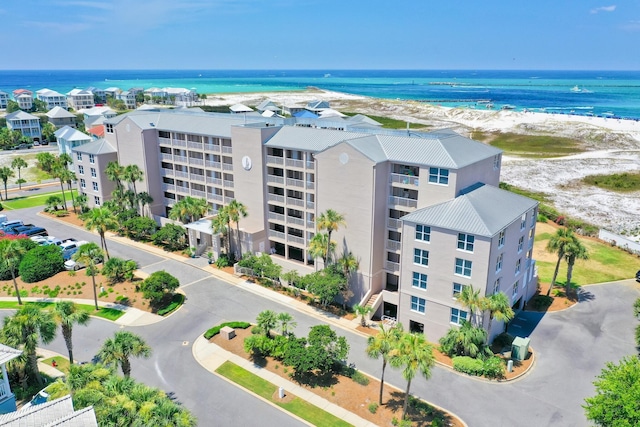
337, 251, 359, 310
59, 153, 73, 168
137, 191, 154, 217
545, 228, 577, 295
211, 206, 230, 255
0, 239, 27, 305
73, 243, 104, 310
124, 164, 144, 213
98, 331, 152, 378
484, 292, 515, 336
276, 312, 296, 337
366, 323, 403, 405
564, 240, 589, 294
84, 207, 118, 260
60, 169, 77, 213
11, 157, 27, 189
308, 233, 335, 266
54, 301, 91, 364
51, 164, 68, 210
227, 199, 248, 257
317, 209, 345, 265
389, 331, 435, 420
105, 161, 125, 191
1, 305, 57, 386
458, 284, 483, 327
169, 196, 209, 224
0, 166, 15, 200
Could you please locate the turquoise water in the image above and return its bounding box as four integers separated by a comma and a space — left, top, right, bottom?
1, 69, 639, 119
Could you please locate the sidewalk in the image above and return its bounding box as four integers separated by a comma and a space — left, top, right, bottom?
192, 335, 378, 427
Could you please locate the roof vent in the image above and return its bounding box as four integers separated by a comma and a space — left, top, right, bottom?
150, 123, 155, 127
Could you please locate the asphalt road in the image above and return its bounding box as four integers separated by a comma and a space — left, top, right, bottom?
3, 206, 639, 426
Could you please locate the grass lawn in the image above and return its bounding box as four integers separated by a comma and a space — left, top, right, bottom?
472, 131, 585, 158
533, 222, 639, 286
582, 172, 640, 193
216, 361, 353, 427
343, 112, 429, 130
2, 189, 78, 210
0, 301, 124, 321
41, 356, 70, 374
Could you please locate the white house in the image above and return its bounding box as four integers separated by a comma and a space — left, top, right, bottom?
54, 125, 91, 156
66, 89, 94, 110
36, 88, 68, 110
0, 344, 22, 414
6, 110, 41, 142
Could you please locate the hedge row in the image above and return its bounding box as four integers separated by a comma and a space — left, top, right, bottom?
452, 355, 505, 379
157, 293, 185, 316
204, 321, 251, 339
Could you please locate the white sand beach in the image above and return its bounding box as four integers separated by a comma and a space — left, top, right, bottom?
206, 90, 640, 235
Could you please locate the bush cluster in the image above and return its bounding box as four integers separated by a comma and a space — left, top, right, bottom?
0, 238, 36, 280
203, 321, 250, 339
152, 224, 188, 251
123, 216, 158, 241
18, 245, 64, 283
157, 293, 185, 316
452, 355, 505, 378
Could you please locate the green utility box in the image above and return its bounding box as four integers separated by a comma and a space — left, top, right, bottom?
511, 336, 530, 361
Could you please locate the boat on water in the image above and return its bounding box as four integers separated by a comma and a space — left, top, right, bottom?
571, 85, 581, 92
485, 103, 494, 109
501, 105, 516, 110
323, 73, 331, 78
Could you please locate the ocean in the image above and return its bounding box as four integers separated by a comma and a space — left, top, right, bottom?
1, 69, 639, 119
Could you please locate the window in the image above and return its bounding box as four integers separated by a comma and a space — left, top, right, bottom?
450, 308, 468, 325
498, 230, 505, 248
493, 278, 501, 294
496, 253, 503, 273
415, 224, 431, 242
411, 296, 426, 314
513, 280, 519, 297
428, 167, 449, 185
518, 236, 524, 253
520, 214, 527, 230
515, 258, 522, 275
78, 165, 84, 175
89, 154, 95, 164
91, 168, 96, 178
105, 123, 113, 133
412, 272, 427, 290
529, 228, 535, 240
455, 258, 472, 277
92, 182, 98, 191
453, 283, 466, 297
94, 196, 100, 206
414, 249, 429, 267
457, 233, 474, 252
76, 152, 82, 161
493, 154, 501, 170
80, 178, 86, 189
531, 209, 537, 227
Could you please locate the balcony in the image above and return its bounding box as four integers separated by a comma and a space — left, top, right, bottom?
188, 141, 203, 150
268, 194, 285, 203
306, 201, 315, 210
190, 174, 205, 182
286, 178, 304, 188
204, 144, 221, 152
285, 158, 304, 169
206, 176, 222, 186
191, 189, 206, 198
174, 155, 188, 164
268, 212, 285, 222
306, 181, 315, 190
267, 175, 285, 185
306, 221, 315, 229
385, 261, 400, 272
173, 139, 187, 147
174, 170, 188, 179
189, 157, 204, 166
163, 197, 176, 205
268, 229, 285, 240
160, 153, 173, 161
159, 137, 171, 146
287, 234, 305, 245
161, 183, 175, 192
266, 155, 284, 165
223, 180, 234, 188
306, 161, 315, 169
175, 186, 190, 194
208, 193, 224, 202
205, 160, 222, 169
224, 196, 234, 204
386, 240, 402, 251
221, 146, 233, 154
222, 163, 233, 171
387, 218, 402, 229
160, 168, 174, 177
388, 195, 418, 209
286, 216, 305, 227
287, 197, 304, 207
390, 173, 420, 187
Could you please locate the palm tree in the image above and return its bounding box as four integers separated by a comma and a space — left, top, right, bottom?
276, 312, 296, 337
137, 191, 153, 217
105, 161, 125, 191
0, 239, 27, 305
59, 153, 73, 168
1, 305, 57, 386
0, 166, 15, 200
366, 323, 403, 405
74, 193, 88, 214
11, 157, 27, 189
124, 164, 144, 213
60, 169, 77, 213
211, 206, 231, 255
51, 164, 68, 210
54, 301, 91, 364
564, 240, 589, 295
337, 251, 359, 310
308, 233, 335, 266
169, 196, 209, 224
84, 207, 118, 260
98, 331, 152, 378
227, 199, 248, 257
458, 284, 483, 327
317, 209, 345, 265
484, 292, 515, 336
390, 331, 435, 420
256, 310, 277, 338
545, 228, 577, 295
439, 320, 491, 359
73, 243, 104, 310
353, 303, 373, 327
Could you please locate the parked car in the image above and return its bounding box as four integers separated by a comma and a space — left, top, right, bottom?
30, 235, 51, 244
0, 220, 24, 231
42, 237, 76, 247
636, 270, 640, 282
4, 224, 35, 235
21, 227, 48, 237
61, 240, 87, 261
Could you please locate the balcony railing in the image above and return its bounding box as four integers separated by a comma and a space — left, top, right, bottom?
267, 175, 285, 185
306, 181, 315, 190
268, 212, 285, 222
266, 155, 284, 165
160, 168, 174, 177
387, 218, 402, 229
158, 137, 171, 146
286, 158, 304, 169
286, 216, 305, 227
188, 141, 203, 150
161, 183, 175, 192
390, 173, 420, 186
307, 221, 315, 229
206, 177, 222, 186
174, 170, 188, 179
204, 144, 221, 152
221, 146, 233, 154
189, 157, 204, 166
306, 161, 315, 169
287, 234, 305, 245
174, 155, 188, 164
386, 240, 402, 251
173, 139, 187, 147
175, 186, 190, 194
306, 201, 315, 210
287, 197, 304, 207
224, 196, 234, 204
160, 153, 173, 161
163, 197, 176, 205
268, 229, 286, 240
190, 174, 205, 182
385, 261, 400, 272
223, 180, 234, 188
191, 189, 206, 198
205, 160, 221, 169
268, 194, 285, 203
222, 163, 233, 171
0, 381, 10, 399
388, 195, 418, 208
286, 178, 304, 188
208, 193, 224, 202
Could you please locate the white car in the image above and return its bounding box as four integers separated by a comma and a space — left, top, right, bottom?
30, 235, 52, 244
64, 259, 85, 271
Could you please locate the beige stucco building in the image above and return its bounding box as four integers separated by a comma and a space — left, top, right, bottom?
75, 109, 538, 341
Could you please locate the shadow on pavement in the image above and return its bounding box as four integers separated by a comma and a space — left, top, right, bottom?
508, 311, 545, 337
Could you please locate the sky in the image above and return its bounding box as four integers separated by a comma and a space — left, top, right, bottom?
1, 0, 639, 70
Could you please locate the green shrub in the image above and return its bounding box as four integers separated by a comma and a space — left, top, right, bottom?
204, 321, 251, 339
351, 370, 370, 386
492, 332, 515, 349
368, 403, 378, 414
18, 245, 64, 283
0, 238, 37, 280
123, 216, 158, 241
140, 270, 179, 305
101, 257, 138, 284
482, 356, 506, 379
214, 254, 230, 268
152, 224, 188, 251
47, 285, 61, 298
157, 293, 184, 316
531, 295, 553, 310
452, 356, 484, 376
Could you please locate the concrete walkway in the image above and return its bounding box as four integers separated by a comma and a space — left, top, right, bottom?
192, 335, 378, 427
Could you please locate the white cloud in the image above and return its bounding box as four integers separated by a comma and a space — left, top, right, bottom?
590, 5, 616, 14
621, 20, 640, 31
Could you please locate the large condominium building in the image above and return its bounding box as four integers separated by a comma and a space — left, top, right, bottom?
36, 88, 68, 110
6, 110, 41, 142
77, 109, 538, 341
0, 91, 9, 109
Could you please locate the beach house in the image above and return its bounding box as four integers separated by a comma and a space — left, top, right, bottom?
0, 91, 9, 109
74, 109, 538, 342
0, 344, 22, 414
55, 125, 91, 156
12, 89, 33, 110
116, 90, 137, 109
6, 110, 41, 143
36, 88, 68, 110
46, 106, 77, 129
66, 89, 94, 110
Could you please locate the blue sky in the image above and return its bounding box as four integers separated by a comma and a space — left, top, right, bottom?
2, 0, 639, 70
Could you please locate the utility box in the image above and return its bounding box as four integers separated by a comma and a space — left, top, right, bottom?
511, 336, 530, 361
220, 326, 236, 340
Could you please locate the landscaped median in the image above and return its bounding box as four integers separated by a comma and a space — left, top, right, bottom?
0, 300, 124, 321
